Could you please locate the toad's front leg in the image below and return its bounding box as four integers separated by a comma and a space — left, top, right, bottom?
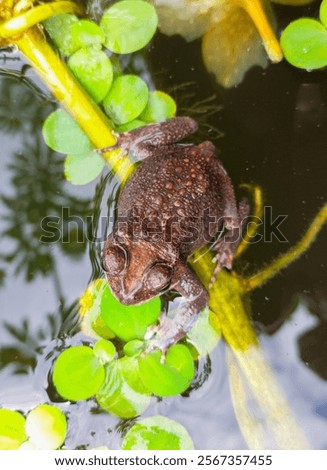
99, 116, 198, 161
145, 263, 209, 354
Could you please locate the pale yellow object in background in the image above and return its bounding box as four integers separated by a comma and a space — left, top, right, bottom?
151, 0, 315, 87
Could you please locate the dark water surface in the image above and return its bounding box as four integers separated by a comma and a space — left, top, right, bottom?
0, 3, 326, 449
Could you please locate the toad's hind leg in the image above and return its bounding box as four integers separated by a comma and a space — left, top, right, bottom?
209, 199, 249, 287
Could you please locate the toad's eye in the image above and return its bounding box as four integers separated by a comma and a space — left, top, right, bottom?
102, 245, 127, 275
146, 263, 172, 292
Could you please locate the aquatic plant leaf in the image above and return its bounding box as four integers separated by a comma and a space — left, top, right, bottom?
103, 75, 149, 125
64, 151, 105, 185
68, 47, 113, 103
96, 357, 151, 419
186, 308, 221, 358
140, 90, 176, 123
124, 339, 146, 357
100, 0, 158, 54
138, 344, 194, 396
101, 283, 161, 342
93, 339, 116, 364
121, 416, 194, 450
280, 19, 327, 70
71, 19, 105, 50
43, 109, 92, 154
79, 280, 115, 339
272, 0, 314, 4
116, 119, 146, 133
320, 0, 327, 29
0, 409, 26, 450
43, 13, 79, 56
53, 345, 105, 401
25, 405, 67, 450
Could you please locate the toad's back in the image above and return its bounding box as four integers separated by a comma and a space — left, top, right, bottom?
117, 141, 237, 256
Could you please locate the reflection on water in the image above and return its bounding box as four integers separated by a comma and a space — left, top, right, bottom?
0, 13, 327, 449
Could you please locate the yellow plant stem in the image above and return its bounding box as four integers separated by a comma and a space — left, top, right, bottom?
243, 203, 327, 293
235, 184, 264, 258
227, 347, 309, 449
0, 2, 83, 38
237, 0, 283, 62
191, 249, 258, 350
14, 26, 134, 183
191, 249, 309, 449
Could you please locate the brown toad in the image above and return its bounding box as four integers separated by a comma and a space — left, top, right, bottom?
102, 117, 248, 351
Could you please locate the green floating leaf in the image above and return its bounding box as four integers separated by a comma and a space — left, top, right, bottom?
100, 0, 158, 54
68, 48, 113, 103
53, 345, 105, 401
138, 344, 195, 397
122, 416, 194, 450
101, 283, 160, 342
79, 279, 115, 339
124, 339, 146, 357
186, 308, 221, 358
320, 0, 327, 29
44, 13, 79, 56
71, 20, 105, 50
103, 75, 149, 125
281, 18, 327, 70
93, 339, 116, 364
25, 405, 67, 450
140, 91, 176, 123
116, 119, 146, 133
43, 109, 92, 154
0, 409, 26, 450
96, 357, 151, 419
64, 151, 105, 185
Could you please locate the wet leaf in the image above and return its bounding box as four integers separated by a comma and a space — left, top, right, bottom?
25, 405, 67, 450
124, 339, 146, 357
43, 13, 79, 56
96, 357, 151, 418
93, 339, 116, 364
71, 20, 105, 50
43, 109, 92, 154
0, 409, 26, 450
101, 283, 161, 342
68, 47, 113, 103
121, 416, 194, 450
140, 91, 176, 123
53, 345, 105, 401
138, 344, 194, 396
100, 0, 158, 53
79, 280, 115, 339
186, 308, 221, 358
116, 119, 146, 133
281, 18, 327, 70
321, 0, 327, 29
64, 150, 105, 185
103, 75, 149, 125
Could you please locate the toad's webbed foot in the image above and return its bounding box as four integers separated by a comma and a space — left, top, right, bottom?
143, 264, 209, 356
144, 303, 199, 358
210, 198, 250, 287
